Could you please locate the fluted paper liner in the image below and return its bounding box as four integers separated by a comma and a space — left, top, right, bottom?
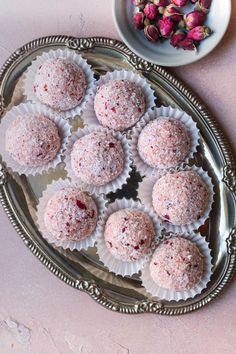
131, 106, 200, 177
23, 48, 96, 119
141, 233, 212, 302
96, 198, 162, 277
82, 69, 156, 130
138, 165, 214, 233
64, 125, 132, 195
36, 178, 106, 251
0, 102, 71, 176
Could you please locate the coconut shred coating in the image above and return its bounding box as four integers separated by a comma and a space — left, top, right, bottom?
94, 80, 146, 131
138, 117, 190, 169
104, 208, 155, 262
152, 170, 210, 225
34, 58, 87, 111
71, 131, 124, 186
149, 237, 204, 291
44, 187, 98, 242
5, 114, 61, 166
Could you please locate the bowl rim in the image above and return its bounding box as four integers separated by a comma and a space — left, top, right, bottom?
112, 0, 232, 67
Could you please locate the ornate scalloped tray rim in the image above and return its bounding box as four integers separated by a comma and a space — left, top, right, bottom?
0, 36, 236, 316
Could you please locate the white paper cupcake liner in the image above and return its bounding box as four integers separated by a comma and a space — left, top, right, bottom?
96, 198, 162, 277
82, 69, 156, 130
131, 106, 200, 177
23, 48, 96, 119
0, 102, 71, 176
138, 165, 214, 234
141, 232, 212, 301
36, 178, 106, 251
64, 125, 132, 195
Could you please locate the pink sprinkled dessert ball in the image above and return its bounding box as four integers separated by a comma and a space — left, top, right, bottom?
94, 80, 146, 131
71, 131, 124, 186
152, 170, 210, 225
34, 58, 87, 111
44, 187, 98, 242
149, 237, 204, 291
138, 117, 190, 169
5, 115, 61, 167
104, 208, 155, 262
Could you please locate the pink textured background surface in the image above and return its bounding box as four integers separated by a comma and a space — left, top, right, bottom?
0, 1, 236, 353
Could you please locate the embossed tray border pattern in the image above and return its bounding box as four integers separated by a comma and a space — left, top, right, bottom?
0, 36, 235, 315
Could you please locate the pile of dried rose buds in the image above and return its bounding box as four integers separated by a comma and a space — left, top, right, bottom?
133, 0, 212, 51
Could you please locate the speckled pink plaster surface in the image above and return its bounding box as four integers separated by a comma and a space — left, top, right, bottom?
0, 1, 236, 353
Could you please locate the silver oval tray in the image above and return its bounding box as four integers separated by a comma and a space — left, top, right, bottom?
0, 36, 236, 315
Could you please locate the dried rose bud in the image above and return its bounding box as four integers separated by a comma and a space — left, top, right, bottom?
170, 0, 188, 7
159, 17, 175, 38
195, 0, 212, 13
163, 4, 183, 22
170, 29, 186, 47
184, 10, 206, 30
152, 0, 169, 6
144, 3, 158, 20
177, 38, 196, 50
133, 11, 146, 29
199, 0, 212, 8
190, 0, 198, 2
144, 25, 159, 42
187, 25, 211, 40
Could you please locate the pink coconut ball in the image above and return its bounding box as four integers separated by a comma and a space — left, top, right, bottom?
152, 170, 210, 225
138, 117, 190, 169
94, 80, 146, 131
44, 187, 98, 242
149, 237, 204, 291
104, 208, 155, 262
33, 58, 87, 111
5, 114, 61, 167
71, 131, 125, 186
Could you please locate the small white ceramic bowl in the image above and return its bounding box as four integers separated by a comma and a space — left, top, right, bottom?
113, 0, 231, 67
